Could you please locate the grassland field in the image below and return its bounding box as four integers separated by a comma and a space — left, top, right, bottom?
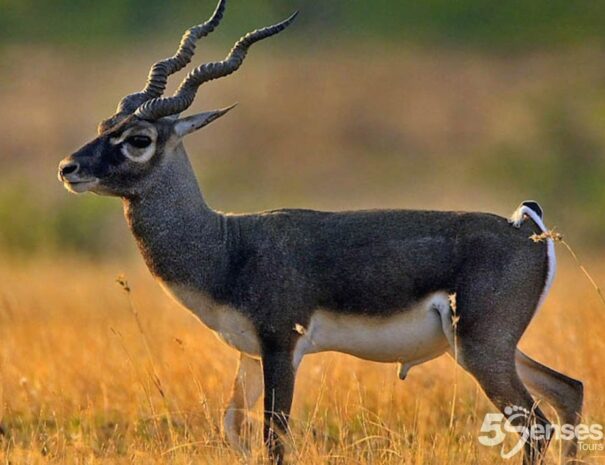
0, 42, 604, 464
0, 249, 603, 464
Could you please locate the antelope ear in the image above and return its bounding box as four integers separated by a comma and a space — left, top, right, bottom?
173, 104, 237, 138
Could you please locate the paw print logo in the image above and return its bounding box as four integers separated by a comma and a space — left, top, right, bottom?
501, 405, 531, 459
504, 405, 530, 420
478, 405, 532, 459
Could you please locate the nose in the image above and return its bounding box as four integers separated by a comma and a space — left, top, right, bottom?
58, 160, 80, 180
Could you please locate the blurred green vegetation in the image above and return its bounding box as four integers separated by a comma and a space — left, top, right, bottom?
0, 184, 123, 256
1, 1, 604, 257
481, 102, 605, 244
1, 0, 605, 49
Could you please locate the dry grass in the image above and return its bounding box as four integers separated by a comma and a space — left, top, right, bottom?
0, 251, 603, 464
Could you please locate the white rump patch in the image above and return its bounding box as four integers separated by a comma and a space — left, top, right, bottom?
509, 202, 557, 312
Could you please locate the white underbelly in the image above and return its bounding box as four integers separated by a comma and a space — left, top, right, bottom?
161, 280, 453, 370
295, 292, 451, 365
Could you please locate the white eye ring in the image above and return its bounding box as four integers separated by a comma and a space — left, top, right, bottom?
121, 140, 155, 162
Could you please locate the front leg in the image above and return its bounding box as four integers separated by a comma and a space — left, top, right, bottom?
262, 349, 296, 465
224, 353, 263, 452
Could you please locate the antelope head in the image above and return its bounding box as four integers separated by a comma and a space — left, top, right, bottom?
58, 0, 297, 198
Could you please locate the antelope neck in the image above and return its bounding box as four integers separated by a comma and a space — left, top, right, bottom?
122, 145, 229, 295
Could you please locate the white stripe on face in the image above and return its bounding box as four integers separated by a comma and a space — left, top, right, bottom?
120, 142, 156, 163
110, 125, 158, 163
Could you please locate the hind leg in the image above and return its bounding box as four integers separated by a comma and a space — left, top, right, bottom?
516, 350, 583, 459
462, 345, 551, 464
454, 263, 552, 464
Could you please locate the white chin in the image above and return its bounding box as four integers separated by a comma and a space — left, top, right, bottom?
64, 179, 99, 194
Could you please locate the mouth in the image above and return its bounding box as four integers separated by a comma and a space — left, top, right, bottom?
63, 178, 100, 194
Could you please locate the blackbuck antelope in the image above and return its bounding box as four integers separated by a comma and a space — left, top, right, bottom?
58, 1, 583, 463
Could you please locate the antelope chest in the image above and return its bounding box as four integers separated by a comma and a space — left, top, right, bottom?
159, 282, 261, 356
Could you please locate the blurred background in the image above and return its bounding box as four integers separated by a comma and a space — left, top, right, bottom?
1, 0, 605, 257
1, 2, 605, 463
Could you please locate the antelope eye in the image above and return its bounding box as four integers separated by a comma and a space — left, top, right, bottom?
125, 135, 152, 149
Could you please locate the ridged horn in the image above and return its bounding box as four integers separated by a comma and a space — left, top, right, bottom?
135, 11, 298, 121
117, 0, 227, 115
